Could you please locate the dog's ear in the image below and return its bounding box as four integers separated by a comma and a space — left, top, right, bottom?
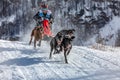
57, 32, 62, 36
67, 30, 72, 34
71, 29, 75, 32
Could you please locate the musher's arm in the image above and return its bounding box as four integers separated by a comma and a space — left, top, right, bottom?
49, 14, 54, 24
33, 11, 43, 26
33, 12, 40, 21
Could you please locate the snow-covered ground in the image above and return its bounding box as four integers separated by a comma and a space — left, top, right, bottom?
0, 40, 120, 80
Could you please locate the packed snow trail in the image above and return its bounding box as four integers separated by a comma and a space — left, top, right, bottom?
0, 40, 120, 80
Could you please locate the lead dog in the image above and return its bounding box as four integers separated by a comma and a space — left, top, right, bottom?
49, 29, 75, 55
60, 36, 75, 63
59, 29, 75, 38
49, 29, 75, 63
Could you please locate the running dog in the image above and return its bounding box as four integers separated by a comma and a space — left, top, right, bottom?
49, 32, 64, 58
29, 26, 44, 48
60, 36, 75, 63
49, 29, 75, 63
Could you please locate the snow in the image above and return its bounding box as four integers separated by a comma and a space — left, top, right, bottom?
0, 40, 120, 80
0, 15, 16, 25
99, 17, 120, 46
84, 35, 98, 45
0, 22, 1, 26
7, 15, 16, 23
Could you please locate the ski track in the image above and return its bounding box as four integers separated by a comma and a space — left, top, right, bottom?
0, 40, 120, 80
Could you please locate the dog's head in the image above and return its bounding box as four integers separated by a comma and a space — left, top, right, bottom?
64, 35, 75, 41
67, 29, 75, 36
36, 26, 44, 33
56, 32, 64, 41
68, 29, 75, 32
65, 29, 75, 39
71, 29, 75, 32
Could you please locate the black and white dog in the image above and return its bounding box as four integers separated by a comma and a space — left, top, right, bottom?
49, 29, 75, 63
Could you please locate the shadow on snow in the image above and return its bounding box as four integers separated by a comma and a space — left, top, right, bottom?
0, 57, 60, 66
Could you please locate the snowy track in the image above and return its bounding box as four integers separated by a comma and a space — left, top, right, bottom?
0, 40, 120, 80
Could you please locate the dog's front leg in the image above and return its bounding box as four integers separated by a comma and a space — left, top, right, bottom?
53, 49, 57, 54
38, 40, 41, 47
53, 45, 59, 54
49, 43, 54, 59
49, 47, 53, 59
64, 49, 68, 64
59, 45, 64, 52
34, 39, 36, 48
67, 45, 72, 55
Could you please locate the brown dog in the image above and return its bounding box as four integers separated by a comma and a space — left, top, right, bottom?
29, 26, 44, 48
